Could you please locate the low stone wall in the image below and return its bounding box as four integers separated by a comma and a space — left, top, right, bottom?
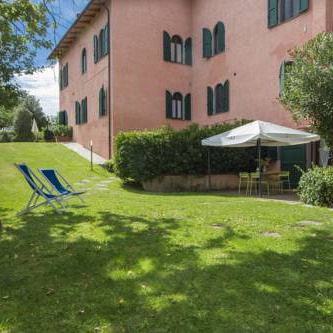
142, 174, 239, 192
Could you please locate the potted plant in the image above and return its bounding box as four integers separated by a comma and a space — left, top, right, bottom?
53, 125, 73, 142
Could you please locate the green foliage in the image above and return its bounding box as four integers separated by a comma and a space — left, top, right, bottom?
43, 128, 54, 141
0, 130, 14, 143
53, 125, 73, 137
13, 107, 33, 141
0, 106, 14, 129
299, 166, 333, 207
0, 0, 52, 108
280, 32, 333, 147
103, 159, 115, 173
114, 122, 257, 183
19, 95, 47, 129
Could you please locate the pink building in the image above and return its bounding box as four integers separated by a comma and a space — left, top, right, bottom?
50, 0, 332, 183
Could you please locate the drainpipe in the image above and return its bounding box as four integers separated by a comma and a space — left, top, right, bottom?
100, 0, 112, 159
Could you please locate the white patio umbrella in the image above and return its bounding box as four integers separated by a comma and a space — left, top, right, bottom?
31, 118, 39, 141
202, 120, 320, 197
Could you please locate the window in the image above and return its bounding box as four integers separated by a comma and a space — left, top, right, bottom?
166, 91, 191, 120
207, 80, 230, 115
59, 63, 69, 90
203, 21, 225, 59
99, 86, 107, 117
268, 0, 309, 28
75, 101, 81, 125
58, 111, 68, 125
81, 48, 87, 74
93, 23, 109, 64
163, 31, 192, 66
279, 60, 293, 95
81, 97, 88, 124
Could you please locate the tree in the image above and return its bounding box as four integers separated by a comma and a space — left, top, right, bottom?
13, 107, 34, 141
20, 94, 48, 129
0, 106, 14, 129
280, 32, 333, 147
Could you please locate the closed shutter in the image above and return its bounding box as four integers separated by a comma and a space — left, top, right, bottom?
299, 0, 309, 13
207, 87, 214, 115
184, 94, 191, 120
163, 31, 171, 61
94, 35, 98, 63
268, 0, 279, 28
104, 24, 109, 55
81, 97, 88, 123
215, 84, 224, 113
222, 80, 230, 112
279, 61, 286, 95
166, 90, 172, 119
216, 22, 225, 54
59, 68, 63, 90
99, 87, 103, 117
58, 111, 63, 125
203, 28, 212, 58
64, 111, 68, 125
63, 64, 68, 87
185, 38, 192, 65
75, 101, 81, 125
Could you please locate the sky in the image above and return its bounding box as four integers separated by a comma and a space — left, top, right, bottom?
17, 0, 90, 116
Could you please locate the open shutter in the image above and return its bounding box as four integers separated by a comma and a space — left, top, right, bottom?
104, 24, 109, 55
185, 38, 192, 65
75, 101, 81, 125
203, 28, 212, 58
64, 111, 68, 125
99, 88, 103, 117
163, 31, 171, 62
166, 90, 172, 119
207, 87, 214, 115
94, 35, 98, 63
299, 0, 309, 13
222, 80, 230, 112
81, 97, 88, 123
184, 94, 191, 120
58, 111, 63, 125
279, 61, 286, 95
216, 22, 225, 53
268, 0, 279, 28
59, 68, 63, 90
63, 64, 68, 87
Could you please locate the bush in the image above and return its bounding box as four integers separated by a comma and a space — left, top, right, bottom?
0, 131, 14, 142
43, 128, 54, 141
299, 166, 333, 207
114, 122, 258, 183
13, 108, 33, 141
53, 125, 73, 137
103, 159, 115, 173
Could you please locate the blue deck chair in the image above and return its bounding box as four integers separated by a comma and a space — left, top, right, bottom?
38, 168, 86, 204
14, 163, 65, 216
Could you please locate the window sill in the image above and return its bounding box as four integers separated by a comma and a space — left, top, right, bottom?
166, 117, 191, 121
208, 111, 229, 117
164, 60, 191, 67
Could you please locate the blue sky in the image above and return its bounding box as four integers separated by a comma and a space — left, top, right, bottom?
17, 0, 90, 116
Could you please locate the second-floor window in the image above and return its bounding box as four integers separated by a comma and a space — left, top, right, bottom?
203, 22, 226, 59
268, 0, 309, 28
207, 80, 230, 115
81, 48, 87, 74
163, 31, 192, 66
166, 91, 191, 120
59, 63, 69, 90
99, 86, 107, 117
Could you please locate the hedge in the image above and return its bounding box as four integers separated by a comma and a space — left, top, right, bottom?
114, 122, 259, 183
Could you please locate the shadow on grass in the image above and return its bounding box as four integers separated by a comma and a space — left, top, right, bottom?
0, 210, 332, 332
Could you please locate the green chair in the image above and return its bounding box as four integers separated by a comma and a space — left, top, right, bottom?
250, 172, 270, 195
279, 171, 291, 191
238, 172, 250, 195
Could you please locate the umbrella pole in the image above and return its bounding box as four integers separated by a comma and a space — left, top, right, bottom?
258, 138, 262, 198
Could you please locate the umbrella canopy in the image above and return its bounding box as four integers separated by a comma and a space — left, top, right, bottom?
31, 118, 39, 134
202, 120, 320, 148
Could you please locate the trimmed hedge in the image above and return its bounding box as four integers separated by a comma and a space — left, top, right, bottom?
114, 122, 258, 183
299, 166, 333, 207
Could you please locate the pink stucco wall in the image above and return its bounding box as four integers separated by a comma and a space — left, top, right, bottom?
59, 0, 332, 159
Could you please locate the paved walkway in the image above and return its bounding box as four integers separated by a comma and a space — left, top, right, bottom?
61, 142, 106, 164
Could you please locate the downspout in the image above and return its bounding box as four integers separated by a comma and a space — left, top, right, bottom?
100, 0, 112, 159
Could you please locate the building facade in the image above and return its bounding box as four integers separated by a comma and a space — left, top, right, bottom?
50, 0, 332, 163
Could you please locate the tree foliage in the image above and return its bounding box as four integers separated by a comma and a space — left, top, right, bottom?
19, 94, 48, 129
280, 32, 333, 147
0, 106, 15, 129
13, 107, 34, 141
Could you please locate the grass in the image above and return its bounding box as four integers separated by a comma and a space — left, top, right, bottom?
0, 143, 332, 333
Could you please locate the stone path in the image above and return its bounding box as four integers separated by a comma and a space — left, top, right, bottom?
61, 142, 106, 165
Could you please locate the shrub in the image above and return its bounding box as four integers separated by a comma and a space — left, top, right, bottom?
13, 108, 34, 141
53, 125, 73, 137
0, 130, 14, 142
103, 159, 115, 173
43, 128, 54, 141
114, 122, 258, 183
299, 166, 333, 207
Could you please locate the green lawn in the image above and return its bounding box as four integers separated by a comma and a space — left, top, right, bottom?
0, 143, 332, 333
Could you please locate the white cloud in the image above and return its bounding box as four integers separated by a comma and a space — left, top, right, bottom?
16, 64, 59, 116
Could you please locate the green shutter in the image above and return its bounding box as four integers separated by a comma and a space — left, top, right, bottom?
59, 68, 63, 90
58, 111, 63, 125
207, 87, 214, 115
299, 0, 309, 13
166, 90, 172, 119
99, 30, 104, 57
94, 35, 98, 63
81, 97, 88, 123
163, 31, 171, 62
268, 0, 278, 28
99, 87, 103, 117
75, 101, 81, 125
203, 28, 212, 58
184, 94, 191, 120
104, 24, 109, 55
222, 80, 230, 112
216, 22, 225, 54
64, 111, 68, 125
279, 61, 286, 95
185, 38, 192, 66
63, 64, 68, 87
215, 84, 223, 113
